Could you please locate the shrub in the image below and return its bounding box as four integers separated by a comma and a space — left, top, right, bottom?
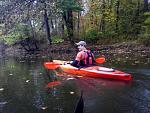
51, 35, 64, 44
4, 32, 22, 45
138, 34, 150, 46
84, 28, 99, 42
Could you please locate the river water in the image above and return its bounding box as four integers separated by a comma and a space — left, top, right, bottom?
0, 54, 150, 113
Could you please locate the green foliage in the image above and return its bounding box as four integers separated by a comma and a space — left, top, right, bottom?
144, 18, 150, 24
104, 9, 116, 23
81, 27, 118, 43
63, 29, 69, 39
51, 35, 64, 44
144, 12, 150, 16
143, 11, 150, 32
83, 28, 100, 42
4, 32, 22, 45
102, 30, 117, 38
1, 0, 150, 46
4, 23, 32, 45
139, 11, 150, 46
13, 23, 32, 38
57, 0, 83, 12
138, 34, 150, 46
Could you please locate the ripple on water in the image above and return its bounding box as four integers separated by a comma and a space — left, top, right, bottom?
127, 88, 150, 113
138, 69, 150, 76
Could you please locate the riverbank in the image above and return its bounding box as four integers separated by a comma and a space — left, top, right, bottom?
1, 41, 150, 60
0, 41, 149, 69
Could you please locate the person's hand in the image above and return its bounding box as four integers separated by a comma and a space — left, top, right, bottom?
64, 61, 72, 65
70, 61, 73, 64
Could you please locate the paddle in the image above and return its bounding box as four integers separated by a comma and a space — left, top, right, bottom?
73, 90, 84, 113
44, 57, 106, 70
44, 62, 61, 70
95, 57, 106, 64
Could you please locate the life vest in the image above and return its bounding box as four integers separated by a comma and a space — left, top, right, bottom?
81, 50, 95, 66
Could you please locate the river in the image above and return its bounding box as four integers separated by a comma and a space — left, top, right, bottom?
0, 54, 150, 113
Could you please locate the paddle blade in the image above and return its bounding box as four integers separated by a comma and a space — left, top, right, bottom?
73, 91, 84, 113
46, 81, 61, 88
44, 62, 60, 69
95, 57, 106, 64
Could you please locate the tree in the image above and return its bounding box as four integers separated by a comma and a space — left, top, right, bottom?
41, 0, 52, 45
57, 0, 83, 45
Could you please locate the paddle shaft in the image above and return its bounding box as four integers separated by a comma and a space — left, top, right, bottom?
44, 57, 105, 70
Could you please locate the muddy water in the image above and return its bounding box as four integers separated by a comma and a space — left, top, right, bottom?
0, 55, 149, 113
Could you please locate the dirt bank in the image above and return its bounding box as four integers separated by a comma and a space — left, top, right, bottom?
2, 41, 150, 59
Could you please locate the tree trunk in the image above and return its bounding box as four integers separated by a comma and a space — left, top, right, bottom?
77, 11, 80, 37
115, 0, 120, 33
99, 0, 105, 32
100, 18, 105, 32
29, 20, 39, 50
63, 10, 74, 45
27, 4, 39, 51
61, 17, 65, 38
50, 19, 54, 30
44, 3, 52, 45
136, 0, 140, 16
55, 15, 57, 34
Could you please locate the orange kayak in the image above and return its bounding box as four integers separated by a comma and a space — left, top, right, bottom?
44, 60, 132, 81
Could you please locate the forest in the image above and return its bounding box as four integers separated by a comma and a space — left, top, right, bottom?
0, 0, 150, 53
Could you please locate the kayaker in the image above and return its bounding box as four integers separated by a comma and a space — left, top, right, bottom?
70, 41, 95, 68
